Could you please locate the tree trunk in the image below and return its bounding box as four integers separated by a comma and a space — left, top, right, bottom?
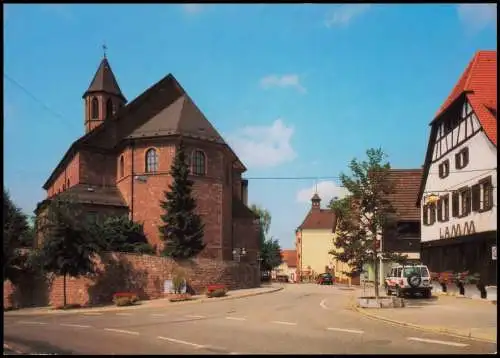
374, 258, 379, 299
63, 273, 67, 308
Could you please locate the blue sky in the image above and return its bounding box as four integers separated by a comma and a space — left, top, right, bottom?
4, 4, 497, 249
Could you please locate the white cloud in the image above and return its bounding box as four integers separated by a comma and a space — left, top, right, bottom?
457, 4, 497, 34
259, 74, 306, 94
227, 118, 296, 168
296, 181, 350, 206
325, 4, 371, 28
182, 4, 206, 14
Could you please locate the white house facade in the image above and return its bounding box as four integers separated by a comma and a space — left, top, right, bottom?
417, 50, 497, 286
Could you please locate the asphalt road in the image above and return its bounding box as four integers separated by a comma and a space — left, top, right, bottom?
3, 284, 497, 354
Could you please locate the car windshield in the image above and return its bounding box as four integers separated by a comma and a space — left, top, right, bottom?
403, 266, 429, 277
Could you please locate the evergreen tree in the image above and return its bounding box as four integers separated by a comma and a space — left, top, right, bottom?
159, 140, 205, 259
39, 197, 100, 307
3, 188, 30, 282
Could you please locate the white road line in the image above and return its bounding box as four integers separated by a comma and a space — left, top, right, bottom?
320, 299, 329, 310
271, 321, 297, 326
18, 321, 47, 325
225, 317, 246, 321
327, 327, 364, 334
83, 312, 103, 316
157, 336, 205, 349
407, 337, 469, 347
104, 328, 140, 336
116, 313, 132, 316
186, 314, 205, 319
60, 323, 91, 328
151, 313, 166, 317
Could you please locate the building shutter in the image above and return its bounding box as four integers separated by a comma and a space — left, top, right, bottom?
451, 192, 459, 217
471, 184, 481, 212
484, 181, 493, 211
464, 188, 472, 216
462, 148, 469, 167
422, 205, 429, 226
438, 163, 444, 178
437, 200, 442, 222
429, 204, 436, 225
455, 152, 461, 169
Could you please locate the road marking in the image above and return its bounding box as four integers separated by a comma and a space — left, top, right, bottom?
116, 313, 132, 316
225, 317, 246, 321
151, 313, 166, 317
320, 299, 329, 310
407, 337, 469, 347
271, 321, 297, 326
157, 336, 205, 349
104, 328, 140, 336
18, 321, 47, 325
83, 312, 103, 316
186, 314, 205, 319
60, 323, 91, 328
327, 327, 364, 334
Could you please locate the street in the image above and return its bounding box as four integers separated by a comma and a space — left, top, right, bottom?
3, 284, 497, 354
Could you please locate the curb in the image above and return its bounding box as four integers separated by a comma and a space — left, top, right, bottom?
4, 286, 284, 317
436, 292, 497, 305
351, 301, 496, 344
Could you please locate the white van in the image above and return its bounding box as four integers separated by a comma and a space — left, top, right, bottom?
384, 264, 432, 298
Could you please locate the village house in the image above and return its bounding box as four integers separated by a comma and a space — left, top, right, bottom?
272, 249, 297, 282
34, 55, 260, 262
365, 169, 423, 283
295, 193, 338, 282
417, 50, 497, 286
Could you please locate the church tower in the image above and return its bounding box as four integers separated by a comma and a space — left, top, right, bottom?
311, 193, 321, 211
83, 53, 126, 133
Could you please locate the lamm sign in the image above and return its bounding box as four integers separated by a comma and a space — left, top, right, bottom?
439, 220, 476, 239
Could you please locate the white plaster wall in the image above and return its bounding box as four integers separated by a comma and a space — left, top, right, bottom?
421, 121, 497, 243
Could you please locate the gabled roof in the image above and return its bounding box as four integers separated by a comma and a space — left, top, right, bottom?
434, 50, 497, 146
281, 250, 297, 268
298, 209, 336, 231
83, 58, 126, 102
417, 50, 497, 205
386, 169, 422, 221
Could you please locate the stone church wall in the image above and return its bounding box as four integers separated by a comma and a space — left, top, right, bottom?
4, 251, 260, 309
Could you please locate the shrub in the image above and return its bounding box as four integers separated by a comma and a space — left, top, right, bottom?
172, 274, 186, 294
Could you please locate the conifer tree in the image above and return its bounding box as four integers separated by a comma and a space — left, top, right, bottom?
159, 139, 205, 259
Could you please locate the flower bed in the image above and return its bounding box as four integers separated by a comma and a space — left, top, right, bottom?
206, 284, 228, 298
430, 271, 486, 298
168, 293, 192, 302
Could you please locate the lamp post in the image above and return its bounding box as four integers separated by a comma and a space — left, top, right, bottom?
232, 247, 247, 262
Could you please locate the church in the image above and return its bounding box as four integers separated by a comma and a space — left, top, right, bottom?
35, 55, 260, 262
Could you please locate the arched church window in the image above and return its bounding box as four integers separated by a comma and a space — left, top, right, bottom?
145, 148, 158, 173
106, 98, 113, 119
192, 150, 206, 176
91, 97, 99, 119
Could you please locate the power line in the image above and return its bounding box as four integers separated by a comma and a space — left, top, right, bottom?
245, 168, 497, 181
4, 73, 78, 132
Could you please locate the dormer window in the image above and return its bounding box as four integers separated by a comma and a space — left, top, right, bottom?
438, 159, 450, 179
91, 97, 99, 119
455, 147, 469, 170
192, 150, 206, 176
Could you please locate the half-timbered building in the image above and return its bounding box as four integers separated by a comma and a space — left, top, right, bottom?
417, 50, 497, 285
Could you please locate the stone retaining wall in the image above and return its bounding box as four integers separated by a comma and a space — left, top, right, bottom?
4, 251, 259, 309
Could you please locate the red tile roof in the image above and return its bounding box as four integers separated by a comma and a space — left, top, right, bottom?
281, 250, 297, 268
435, 50, 497, 146
386, 169, 423, 221
298, 209, 336, 231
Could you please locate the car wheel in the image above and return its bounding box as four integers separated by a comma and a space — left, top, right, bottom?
424, 289, 432, 299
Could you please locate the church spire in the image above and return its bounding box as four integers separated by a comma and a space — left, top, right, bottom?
83, 51, 127, 133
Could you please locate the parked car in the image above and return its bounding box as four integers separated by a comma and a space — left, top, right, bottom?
384, 264, 432, 298
317, 273, 334, 285
261, 271, 271, 282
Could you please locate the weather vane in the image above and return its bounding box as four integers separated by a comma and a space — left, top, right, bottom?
102, 43, 107, 58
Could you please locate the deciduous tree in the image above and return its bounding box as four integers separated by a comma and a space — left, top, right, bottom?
250, 204, 283, 272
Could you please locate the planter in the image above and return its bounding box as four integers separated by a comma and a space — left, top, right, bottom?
356, 296, 405, 309
168, 293, 192, 302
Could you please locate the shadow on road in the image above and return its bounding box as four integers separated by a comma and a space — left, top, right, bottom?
4, 335, 76, 355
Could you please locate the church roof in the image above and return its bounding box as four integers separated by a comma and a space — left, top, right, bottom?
83, 58, 126, 102
298, 208, 336, 231
43, 72, 245, 190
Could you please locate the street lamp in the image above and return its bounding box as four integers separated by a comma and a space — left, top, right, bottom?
232, 247, 247, 262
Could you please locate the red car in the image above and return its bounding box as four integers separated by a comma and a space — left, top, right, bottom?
317, 273, 334, 285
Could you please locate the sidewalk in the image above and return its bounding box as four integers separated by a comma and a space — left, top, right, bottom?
4, 285, 284, 317
353, 294, 497, 343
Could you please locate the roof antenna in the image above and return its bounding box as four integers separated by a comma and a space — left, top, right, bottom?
102, 43, 107, 59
